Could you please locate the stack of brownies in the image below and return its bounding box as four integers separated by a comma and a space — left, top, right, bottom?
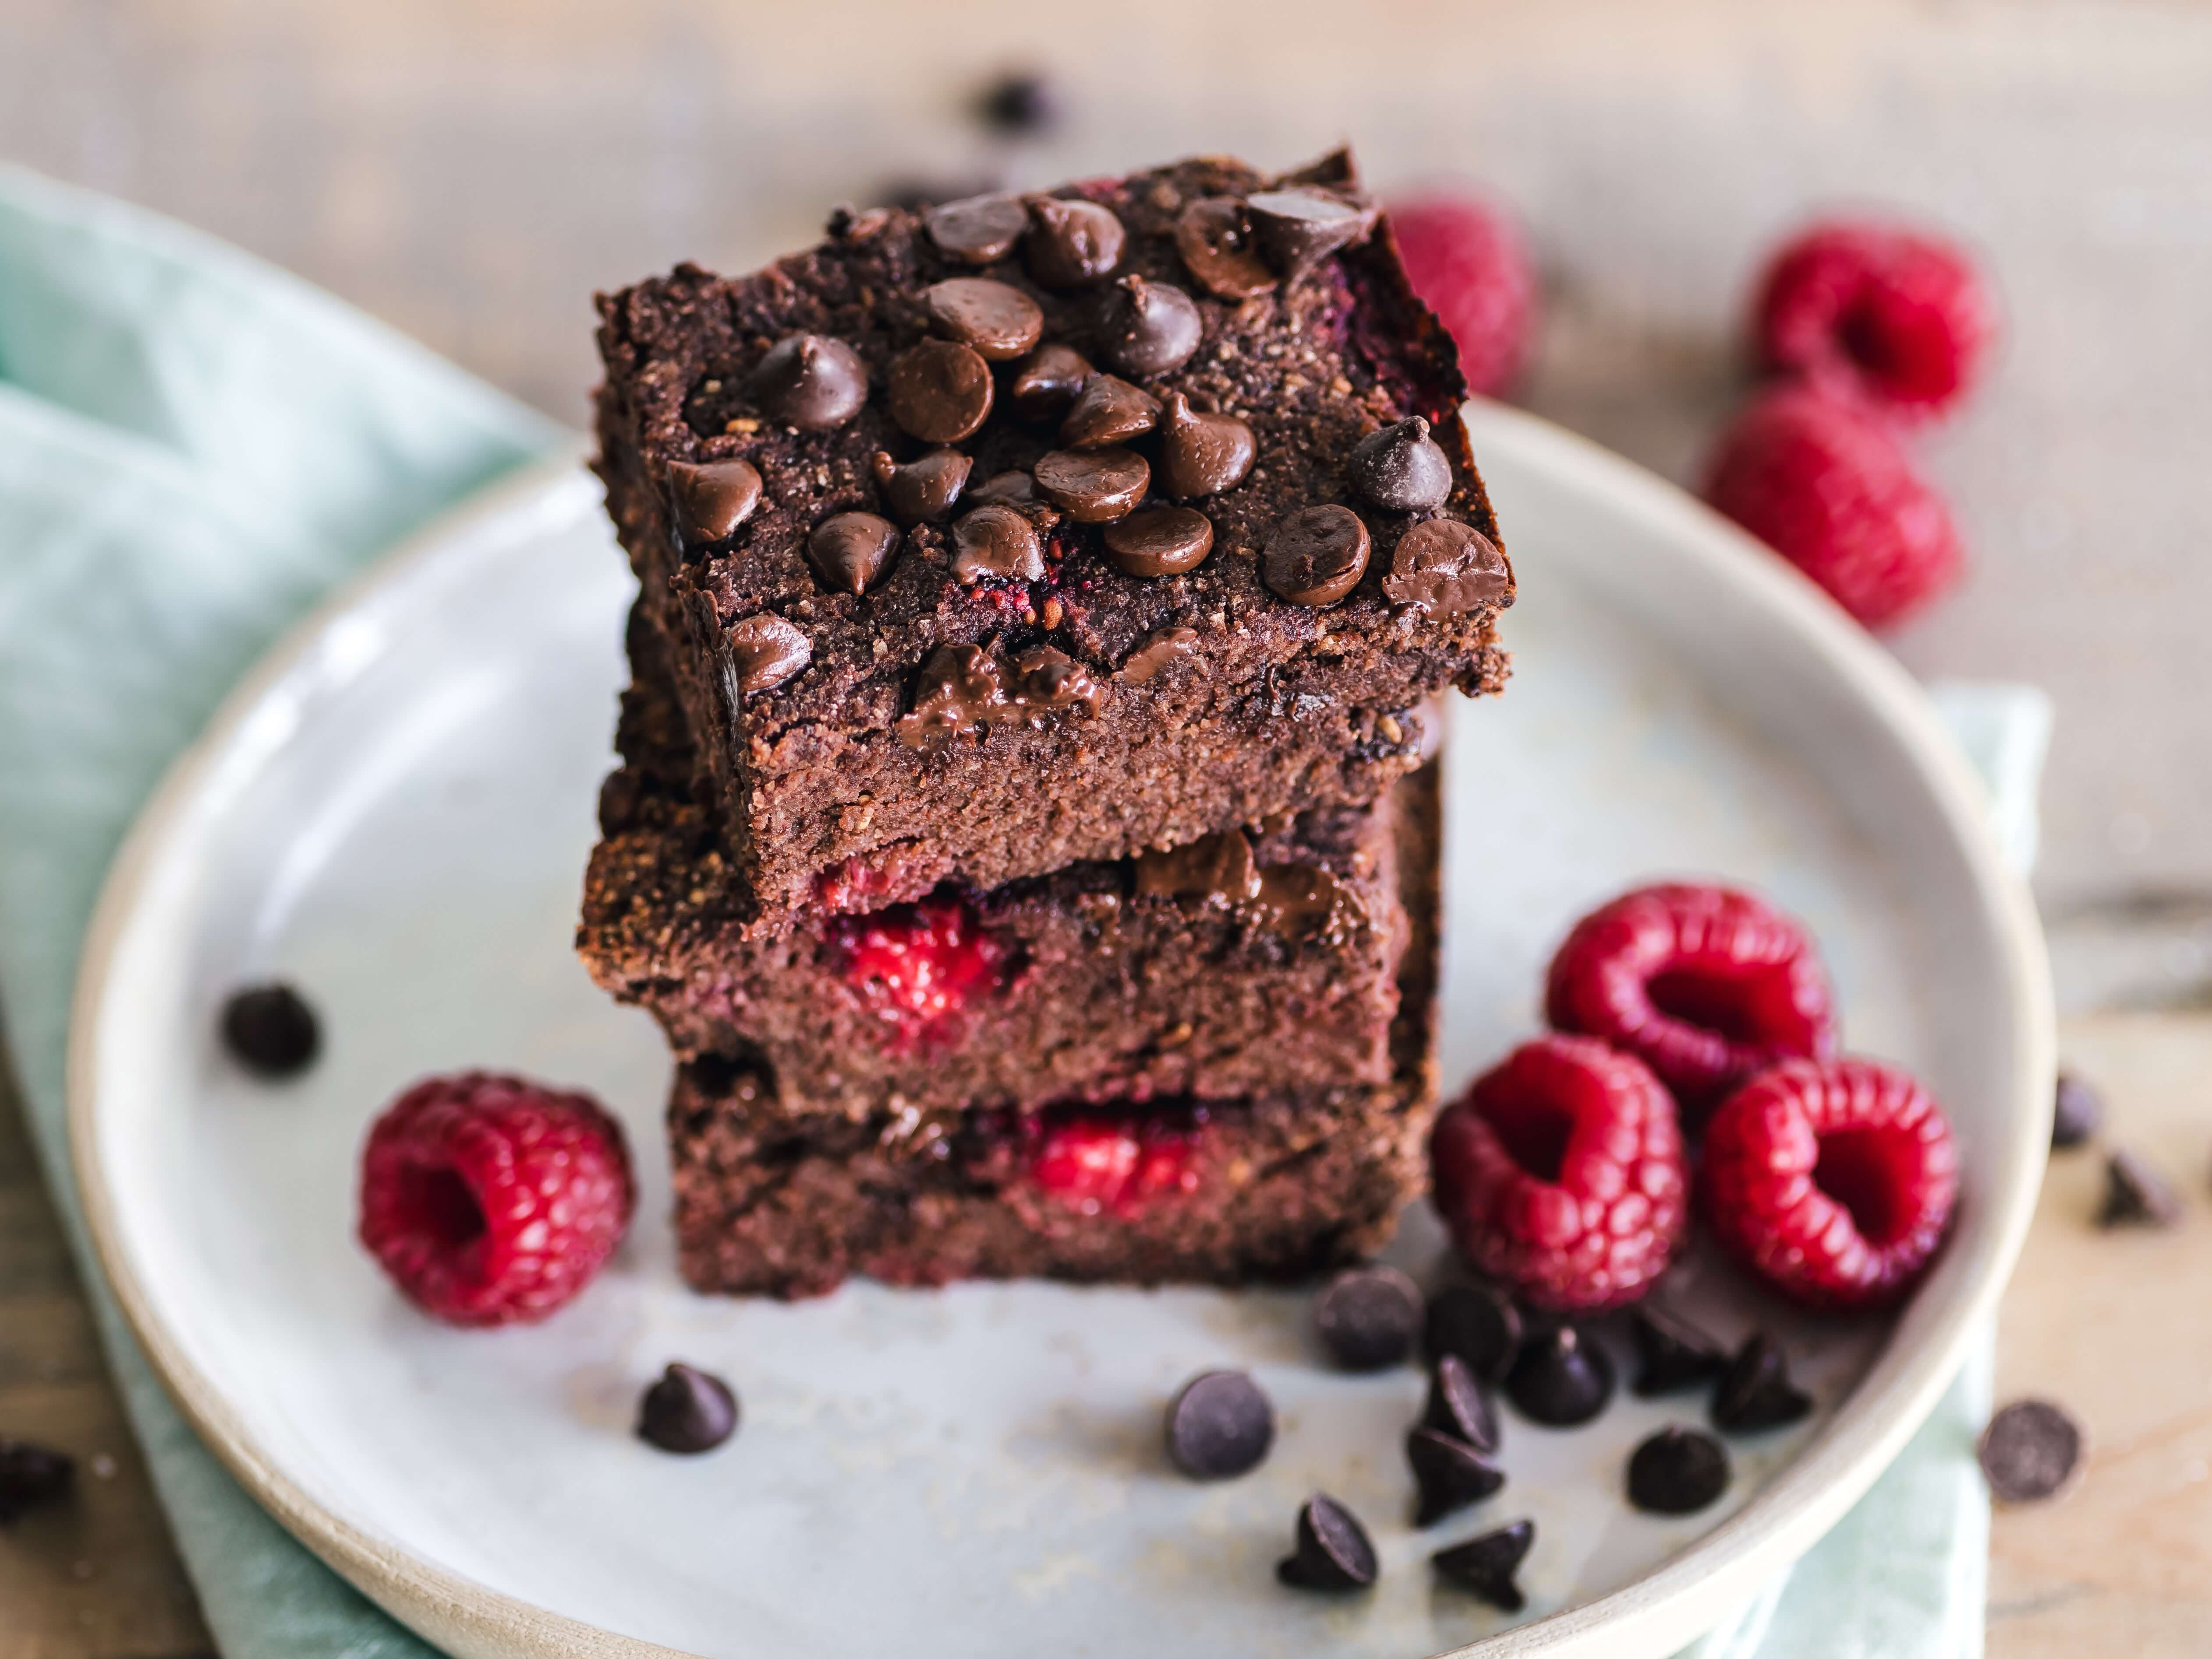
577, 149, 1514, 1298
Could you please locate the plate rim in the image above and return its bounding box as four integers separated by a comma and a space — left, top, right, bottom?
66, 401, 2054, 1659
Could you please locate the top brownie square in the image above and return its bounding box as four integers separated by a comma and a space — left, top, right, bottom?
593, 147, 1511, 929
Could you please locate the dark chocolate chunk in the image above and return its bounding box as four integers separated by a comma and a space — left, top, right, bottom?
950, 503, 1046, 584
967, 470, 1041, 507
1009, 646, 1104, 716
924, 276, 1044, 362
1431, 1518, 1535, 1612
1135, 829, 1260, 906
748, 333, 867, 431
897, 643, 1010, 749
1164, 1369, 1274, 1479
1174, 196, 1276, 300
1423, 1352, 1502, 1453
1977, 1398, 2083, 1503
1311, 1264, 1422, 1371
1406, 1426, 1506, 1526
1250, 863, 1354, 940
2051, 1071, 2102, 1150
1711, 1334, 1812, 1433
1424, 1284, 1522, 1383
871, 449, 971, 526
1103, 506, 1213, 578
1121, 626, 1199, 683
887, 340, 994, 443
924, 192, 1030, 265
975, 69, 1059, 135
724, 614, 812, 695
1245, 188, 1377, 280
1263, 505, 1372, 606
1099, 275, 1203, 379
1505, 1324, 1615, 1427
1023, 196, 1125, 288
1630, 1308, 1729, 1397
1384, 519, 1511, 616
806, 511, 903, 594
1627, 1426, 1731, 1514
0, 1437, 73, 1526
636, 1362, 740, 1454
219, 983, 321, 1079
1009, 343, 1094, 424
1277, 1493, 1378, 1591
1060, 374, 1159, 449
2099, 1147, 2181, 1227
1033, 447, 1149, 523
1157, 392, 1256, 499
1348, 416, 1452, 513
667, 457, 764, 545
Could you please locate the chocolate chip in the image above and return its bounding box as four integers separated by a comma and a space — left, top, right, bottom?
1059, 374, 1160, 449
1009, 646, 1104, 716
887, 340, 994, 443
724, 614, 811, 696
1384, 519, 1510, 616
1033, 447, 1148, 523
897, 643, 1009, 749
1164, 1369, 1274, 1479
1431, 1519, 1534, 1612
1023, 195, 1125, 288
2099, 1146, 2181, 1227
1263, 505, 1371, 606
950, 503, 1045, 583
873, 178, 1000, 214
219, 983, 320, 1079
806, 511, 903, 594
637, 1362, 740, 1454
1136, 829, 1261, 906
1423, 1352, 1502, 1453
1122, 626, 1199, 684
1629, 1308, 1729, 1397
1250, 863, 1354, 941
924, 192, 1029, 264
1628, 1426, 1731, 1514
1174, 196, 1277, 300
2052, 1070, 2102, 1150
747, 333, 867, 431
1977, 1398, 2083, 1503
1505, 1324, 1614, 1427
871, 449, 971, 526
1710, 1334, 1812, 1433
1424, 1284, 1522, 1383
975, 69, 1058, 134
1406, 1426, 1505, 1527
923, 276, 1044, 362
1311, 1264, 1422, 1371
0, 1437, 73, 1525
1348, 416, 1452, 513
667, 457, 764, 545
1245, 188, 1377, 280
1009, 343, 1095, 423
1157, 392, 1256, 499
1099, 275, 1203, 379
1277, 1493, 1377, 1591
968, 470, 1041, 507
1103, 506, 1212, 578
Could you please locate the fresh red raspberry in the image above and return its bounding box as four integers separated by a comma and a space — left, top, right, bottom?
1753, 221, 1992, 423
357, 1073, 634, 1327
1429, 1036, 1687, 1312
1388, 193, 1537, 398
1702, 386, 1964, 630
1546, 882, 1836, 1121
1032, 1114, 1200, 1214
1699, 1058, 1958, 1310
835, 894, 1010, 1049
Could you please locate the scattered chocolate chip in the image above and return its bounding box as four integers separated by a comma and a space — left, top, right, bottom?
887, 340, 994, 443
1164, 1369, 1274, 1479
1104, 507, 1213, 578
1348, 416, 1452, 513
975, 68, 1059, 134
219, 983, 321, 1079
1506, 1324, 1615, 1427
1009, 343, 1095, 423
1710, 1334, 1812, 1433
1157, 392, 1256, 499
1627, 1426, 1731, 1514
968, 470, 1041, 507
1629, 1308, 1729, 1398
1424, 1284, 1522, 1383
1060, 374, 1160, 449
1263, 505, 1372, 606
1174, 196, 1277, 300
0, 1438, 73, 1526
2052, 1071, 2102, 1150
1033, 447, 1149, 523
950, 503, 1046, 583
636, 1362, 740, 1454
724, 613, 812, 696
1431, 1518, 1535, 1612
1406, 1426, 1506, 1526
871, 449, 971, 526
806, 511, 903, 594
2099, 1146, 2181, 1227
1024, 195, 1125, 288
1122, 626, 1200, 683
1423, 1352, 1502, 1453
747, 333, 867, 431
924, 192, 1030, 264
1009, 646, 1104, 716
1311, 1264, 1422, 1371
923, 276, 1044, 362
666, 457, 765, 545
1099, 275, 1203, 378
1244, 188, 1377, 280
1383, 519, 1510, 616
1977, 1398, 2083, 1503
1277, 1493, 1378, 1591
897, 643, 1009, 749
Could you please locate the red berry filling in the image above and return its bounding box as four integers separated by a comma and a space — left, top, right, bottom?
1030, 1111, 1200, 1215
1429, 1035, 1687, 1312
1545, 883, 1835, 1118
1699, 1058, 1958, 1310
835, 893, 1011, 1050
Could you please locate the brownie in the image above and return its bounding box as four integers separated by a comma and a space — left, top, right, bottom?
593, 146, 1511, 927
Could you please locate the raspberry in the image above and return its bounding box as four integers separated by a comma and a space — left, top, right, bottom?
835, 893, 1010, 1049
1031, 1112, 1199, 1214
1387, 194, 1537, 398
357, 1073, 634, 1326
1545, 882, 1836, 1120
1753, 221, 1992, 423
1699, 1058, 1958, 1310
1429, 1036, 1687, 1312
1702, 386, 1963, 631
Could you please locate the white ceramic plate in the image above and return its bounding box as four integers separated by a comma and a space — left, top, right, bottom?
70, 403, 2050, 1659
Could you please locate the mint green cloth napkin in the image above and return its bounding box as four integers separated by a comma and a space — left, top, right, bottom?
0, 166, 2042, 1659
